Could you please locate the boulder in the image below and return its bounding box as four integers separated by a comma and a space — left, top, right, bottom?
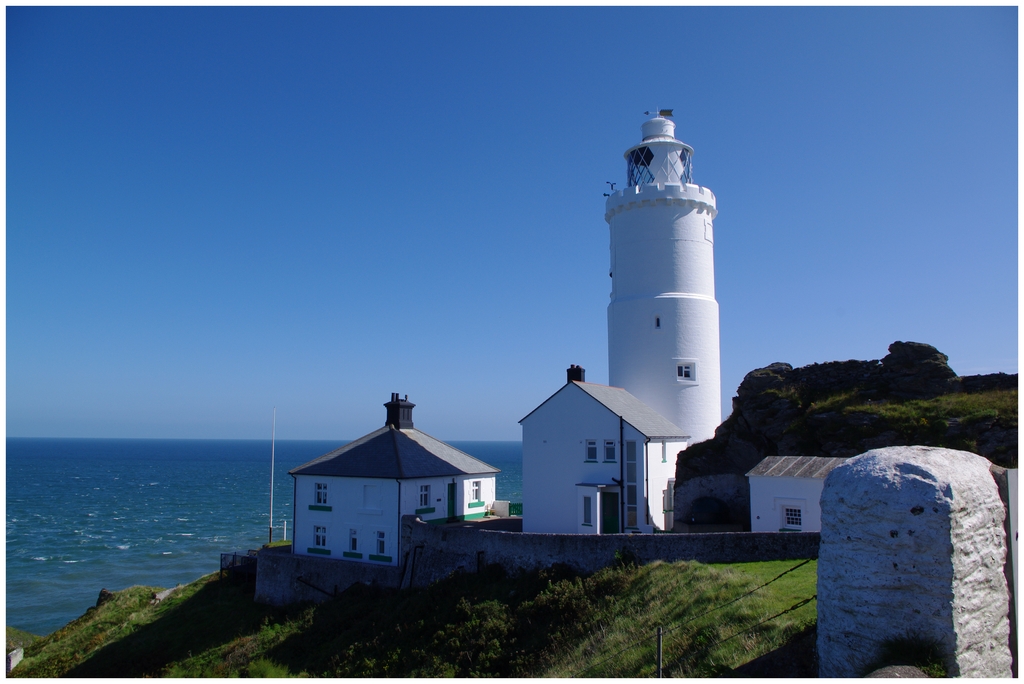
816, 446, 1011, 678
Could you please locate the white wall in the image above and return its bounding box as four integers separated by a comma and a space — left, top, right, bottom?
523, 384, 622, 533
576, 485, 600, 535
522, 383, 675, 534
748, 476, 825, 532
293, 475, 401, 566
460, 475, 496, 519
644, 439, 686, 531
398, 476, 450, 524
295, 473, 498, 560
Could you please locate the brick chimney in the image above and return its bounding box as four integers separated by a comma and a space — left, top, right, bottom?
384, 393, 415, 429
567, 365, 585, 383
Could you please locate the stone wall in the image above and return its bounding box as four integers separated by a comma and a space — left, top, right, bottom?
254, 546, 403, 606
402, 519, 816, 588
816, 446, 1011, 677
255, 519, 819, 606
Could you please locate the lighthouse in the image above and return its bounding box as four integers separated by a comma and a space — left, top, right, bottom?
605, 114, 721, 444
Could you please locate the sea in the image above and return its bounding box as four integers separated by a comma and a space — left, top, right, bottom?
6, 437, 523, 636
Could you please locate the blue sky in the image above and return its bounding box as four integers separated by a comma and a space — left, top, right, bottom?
7, 7, 1017, 441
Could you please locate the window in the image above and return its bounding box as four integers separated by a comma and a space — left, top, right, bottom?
604, 440, 616, 462
376, 530, 386, 555
419, 484, 430, 507
626, 145, 655, 187
626, 441, 638, 528
472, 480, 482, 502
314, 525, 327, 548
784, 508, 803, 530
315, 482, 328, 505
677, 361, 698, 383
583, 496, 592, 525
363, 484, 378, 508
349, 529, 358, 551
586, 440, 597, 462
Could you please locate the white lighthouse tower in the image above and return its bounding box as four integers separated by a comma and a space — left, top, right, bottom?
605, 114, 721, 444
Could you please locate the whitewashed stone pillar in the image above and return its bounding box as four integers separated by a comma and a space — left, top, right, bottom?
817, 446, 1011, 677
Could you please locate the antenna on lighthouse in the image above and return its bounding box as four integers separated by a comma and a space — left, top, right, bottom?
645, 108, 674, 117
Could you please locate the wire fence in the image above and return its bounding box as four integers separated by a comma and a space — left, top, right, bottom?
573, 559, 817, 678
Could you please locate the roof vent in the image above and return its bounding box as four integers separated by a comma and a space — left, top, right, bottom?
384, 393, 415, 429
567, 365, 585, 383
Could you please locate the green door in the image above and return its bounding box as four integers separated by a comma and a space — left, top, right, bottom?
601, 492, 620, 534
447, 482, 457, 520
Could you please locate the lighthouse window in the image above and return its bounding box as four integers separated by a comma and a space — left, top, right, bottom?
626, 146, 656, 187
677, 362, 698, 383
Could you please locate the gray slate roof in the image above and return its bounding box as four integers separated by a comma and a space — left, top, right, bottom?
521, 381, 689, 440
290, 426, 500, 479
746, 456, 849, 479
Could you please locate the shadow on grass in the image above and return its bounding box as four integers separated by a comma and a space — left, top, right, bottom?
65, 575, 288, 677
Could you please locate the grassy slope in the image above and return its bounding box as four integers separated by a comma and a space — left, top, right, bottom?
6, 626, 39, 651
797, 388, 1017, 464
12, 558, 817, 678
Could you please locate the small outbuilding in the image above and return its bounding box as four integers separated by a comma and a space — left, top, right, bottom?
290, 394, 499, 566
746, 456, 848, 532
520, 365, 689, 534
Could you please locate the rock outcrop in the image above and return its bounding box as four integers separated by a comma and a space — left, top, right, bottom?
674, 342, 1017, 526
678, 342, 1016, 481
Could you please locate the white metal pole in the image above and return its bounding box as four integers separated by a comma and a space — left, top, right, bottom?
269, 407, 276, 545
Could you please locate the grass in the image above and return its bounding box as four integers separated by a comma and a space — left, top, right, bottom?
6, 626, 40, 651
781, 388, 1018, 466
851, 389, 1017, 429
863, 635, 948, 677
11, 558, 818, 678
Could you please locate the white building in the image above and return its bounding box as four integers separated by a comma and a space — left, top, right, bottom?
520, 366, 688, 534
747, 456, 848, 532
290, 394, 499, 566
605, 114, 722, 444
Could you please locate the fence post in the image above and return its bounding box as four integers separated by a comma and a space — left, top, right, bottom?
657, 626, 663, 678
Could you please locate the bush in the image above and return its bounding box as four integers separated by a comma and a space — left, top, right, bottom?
246, 658, 291, 677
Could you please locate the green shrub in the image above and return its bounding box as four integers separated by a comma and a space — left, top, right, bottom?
246, 658, 291, 677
